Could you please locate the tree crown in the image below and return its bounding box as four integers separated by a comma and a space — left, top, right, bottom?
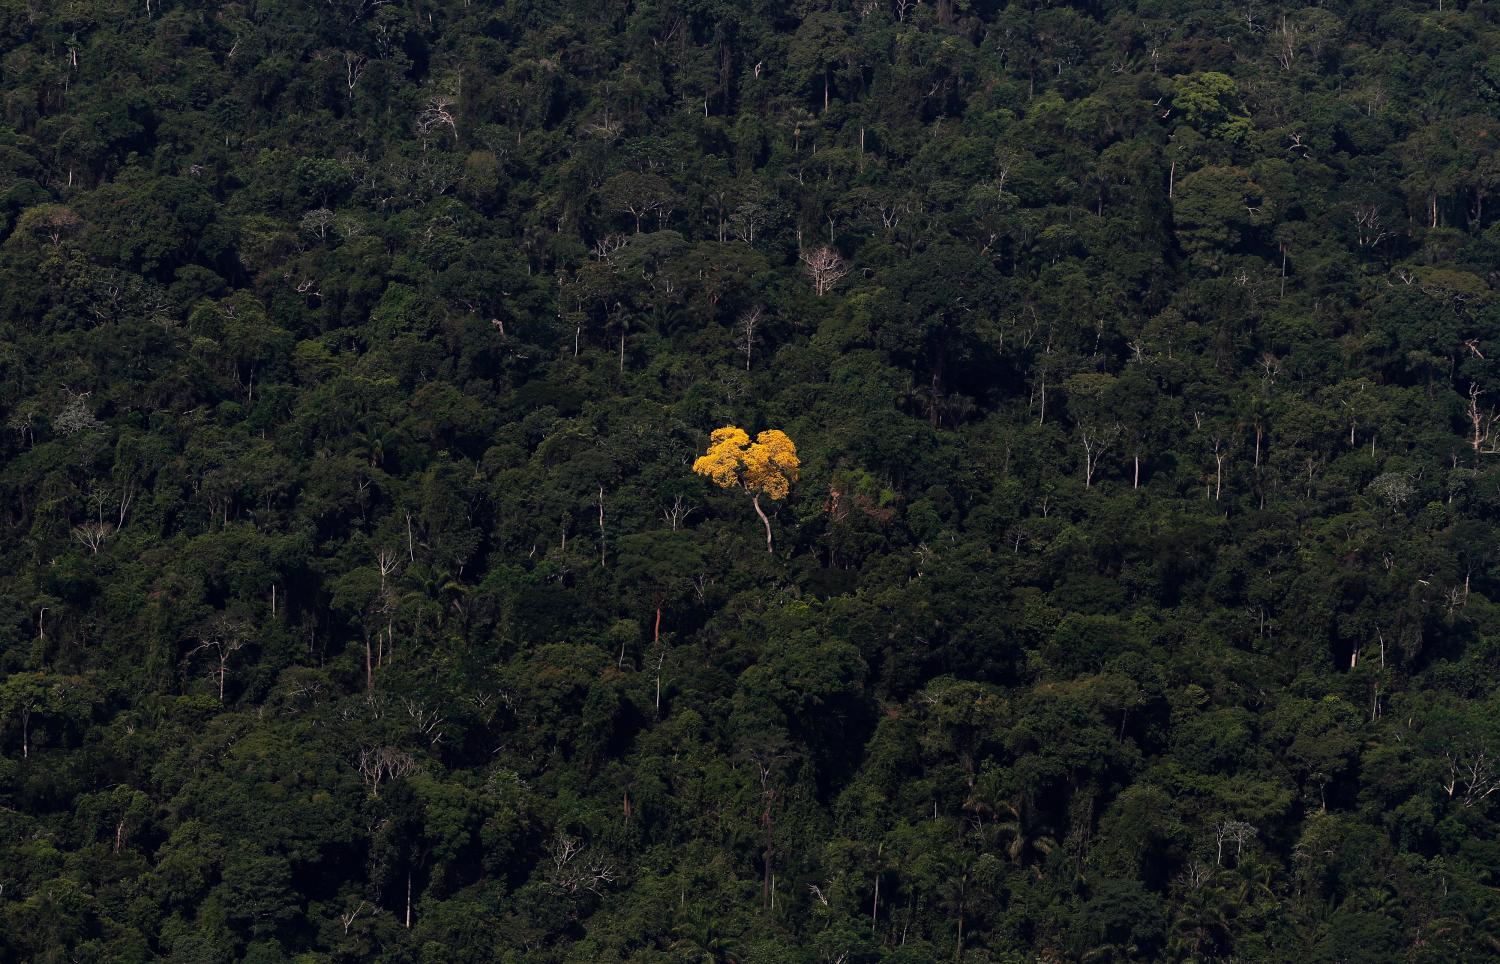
693, 426, 800, 500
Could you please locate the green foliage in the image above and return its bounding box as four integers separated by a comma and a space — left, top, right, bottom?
1, 0, 1499, 960
1173, 73, 1253, 143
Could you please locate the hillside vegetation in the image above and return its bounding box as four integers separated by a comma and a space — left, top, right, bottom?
2, 0, 1500, 960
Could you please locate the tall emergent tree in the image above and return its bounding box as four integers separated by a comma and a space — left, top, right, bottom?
693, 427, 800, 553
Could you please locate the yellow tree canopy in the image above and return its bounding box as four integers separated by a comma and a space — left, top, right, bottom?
693, 426, 800, 500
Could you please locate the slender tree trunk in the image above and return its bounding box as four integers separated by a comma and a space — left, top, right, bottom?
405, 872, 413, 928
21, 707, 29, 759
1133, 452, 1140, 489
752, 493, 773, 553
763, 801, 775, 908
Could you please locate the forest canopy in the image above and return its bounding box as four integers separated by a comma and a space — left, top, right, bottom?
2, 0, 1500, 961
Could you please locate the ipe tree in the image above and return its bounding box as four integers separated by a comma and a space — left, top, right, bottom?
693, 427, 800, 553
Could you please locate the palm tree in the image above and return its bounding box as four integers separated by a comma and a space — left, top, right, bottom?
935, 867, 969, 962
1170, 886, 1232, 960
669, 915, 743, 963
993, 797, 1058, 876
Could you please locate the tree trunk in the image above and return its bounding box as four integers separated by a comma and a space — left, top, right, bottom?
752, 493, 773, 553
763, 802, 775, 909
1133, 452, 1140, 489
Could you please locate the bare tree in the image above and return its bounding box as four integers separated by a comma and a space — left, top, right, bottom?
738, 306, 764, 370
1467, 385, 1499, 453
1213, 819, 1258, 865
756, 758, 780, 911
404, 698, 446, 747
1079, 422, 1120, 488
1179, 858, 1214, 891
1367, 472, 1415, 510
1350, 203, 1390, 248
188, 617, 251, 702
344, 52, 368, 103
1207, 432, 1237, 500
54, 391, 102, 436
72, 521, 114, 555
729, 201, 771, 244
376, 548, 403, 592
357, 746, 419, 798
545, 834, 617, 896
601, 171, 676, 233
590, 233, 627, 263
7, 401, 41, 448
661, 494, 696, 531
800, 245, 849, 296
1271, 15, 1300, 70
1443, 747, 1500, 808
301, 208, 338, 240
341, 900, 370, 935
651, 642, 668, 715
415, 94, 459, 140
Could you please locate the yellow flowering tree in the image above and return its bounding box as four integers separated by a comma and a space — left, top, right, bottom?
693, 426, 800, 553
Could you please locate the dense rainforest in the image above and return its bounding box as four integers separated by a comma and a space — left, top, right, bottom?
2, 0, 1500, 960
